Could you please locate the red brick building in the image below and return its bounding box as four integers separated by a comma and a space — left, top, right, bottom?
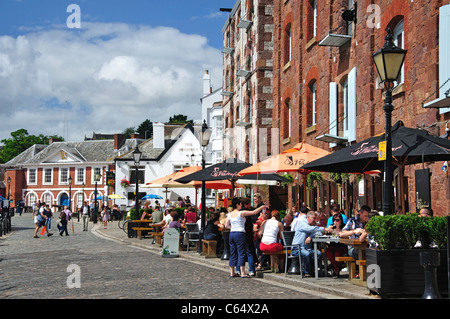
272, 0, 450, 215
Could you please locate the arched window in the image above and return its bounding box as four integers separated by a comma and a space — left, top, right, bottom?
284, 23, 292, 65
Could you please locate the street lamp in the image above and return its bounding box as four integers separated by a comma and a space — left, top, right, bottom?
372, 28, 407, 215
68, 175, 73, 212
198, 120, 212, 252
80, 182, 85, 222
133, 145, 142, 219
94, 172, 101, 223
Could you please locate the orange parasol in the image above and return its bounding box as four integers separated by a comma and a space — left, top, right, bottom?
238, 142, 330, 176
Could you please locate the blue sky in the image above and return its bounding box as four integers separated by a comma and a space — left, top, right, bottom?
0, 0, 235, 142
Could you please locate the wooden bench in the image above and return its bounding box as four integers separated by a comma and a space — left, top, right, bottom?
263, 250, 290, 273
152, 232, 164, 245
201, 240, 217, 258
335, 256, 356, 279
132, 227, 153, 239
356, 259, 367, 281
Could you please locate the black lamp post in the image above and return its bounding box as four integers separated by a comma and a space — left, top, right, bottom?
94, 173, 101, 223
68, 175, 73, 212
132, 145, 142, 220
198, 120, 212, 252
80, 182, 85, 222
372, 28, 407, 215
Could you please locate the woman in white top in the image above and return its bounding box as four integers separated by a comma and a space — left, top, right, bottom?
259, 210, 284, 271
224, 197, 267, 278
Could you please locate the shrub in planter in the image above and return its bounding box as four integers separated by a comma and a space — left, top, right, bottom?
365, 214, 448, 298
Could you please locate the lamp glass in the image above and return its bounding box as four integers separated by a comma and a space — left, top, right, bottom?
133, 146, 142, 164
68, 175, 73, 185
199, 120, 212, 147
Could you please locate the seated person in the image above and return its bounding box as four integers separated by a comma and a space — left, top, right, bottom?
326, 207, 348, 227
203, 212, 224, 254
339, 205, 370, 259
291, 211, 332, 277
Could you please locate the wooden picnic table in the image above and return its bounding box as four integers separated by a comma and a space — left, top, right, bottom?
131, 219, 153, 239
150, 223, 163, 245
338, 238, 369, 285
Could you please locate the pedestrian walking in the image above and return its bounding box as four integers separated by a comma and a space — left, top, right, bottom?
33, 202, 53, 238
44, 204, 53, 230
82, 201, 90, 231
58, 206, 72, 236
101, 206, 109, 229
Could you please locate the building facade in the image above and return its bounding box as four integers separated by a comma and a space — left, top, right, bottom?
221, 0, 275, 166
272, 0, 450, 215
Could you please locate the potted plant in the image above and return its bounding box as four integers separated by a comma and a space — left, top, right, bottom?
365, 213, 448, 298
120, 178, 130, 188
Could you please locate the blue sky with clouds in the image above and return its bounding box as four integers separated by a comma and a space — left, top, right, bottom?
0, 0, 235, 142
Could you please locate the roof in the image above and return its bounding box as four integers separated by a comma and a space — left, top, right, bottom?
6, 122, 199, 166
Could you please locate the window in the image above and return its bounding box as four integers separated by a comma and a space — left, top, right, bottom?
284, 99, 292, 138
308, 81, 317, 127
44, 192, 52, 205
313, 0, 318, 37
284, 24, 292, 64
343, 79, 349, 133
92, 167, 102, 184
28, 193, 36, 206
76, 167, 85, 184
60, 167, 69, 184
28, 168, 37, 184
393, 19, 404, 85
43, 168, 53, 185
130, 166, 145, 184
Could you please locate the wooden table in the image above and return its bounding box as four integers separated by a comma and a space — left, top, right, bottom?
131, 219, 153, 239
150, 223, 163, 245
312, 236, 341, 280
339, 238, 368, 285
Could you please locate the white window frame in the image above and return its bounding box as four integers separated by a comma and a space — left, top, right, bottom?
313, 0, 318, 38
75, 167, 85, 185
91, 167, 103, 184
42, 168, 53, 185
312, 82, 317, 126
28, 168, 37, 185
393, 19, 404, 85
59, 167, 69, 185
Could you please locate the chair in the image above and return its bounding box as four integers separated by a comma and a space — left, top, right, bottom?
185, 223, 200, 253
281, 231, 303, 278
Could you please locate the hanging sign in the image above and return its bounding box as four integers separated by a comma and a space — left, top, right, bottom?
378, 141, 387, 161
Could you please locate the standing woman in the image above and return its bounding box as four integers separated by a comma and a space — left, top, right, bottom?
225, 197, 266, 278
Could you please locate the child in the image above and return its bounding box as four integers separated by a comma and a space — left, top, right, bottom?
101, 206, 109, 229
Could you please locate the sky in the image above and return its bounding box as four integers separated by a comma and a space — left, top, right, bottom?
0, 0, 235, 142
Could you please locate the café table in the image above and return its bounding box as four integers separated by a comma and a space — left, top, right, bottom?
339, 238, 368, 260
219, 227, 230, 260
312, 236, 341, 280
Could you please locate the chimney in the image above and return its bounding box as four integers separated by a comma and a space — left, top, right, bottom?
114, 134, 125, 150
153, 122, 165, 149
203, 70, 211, 97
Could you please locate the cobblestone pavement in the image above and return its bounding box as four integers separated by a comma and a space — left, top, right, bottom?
0, 214, 341, 300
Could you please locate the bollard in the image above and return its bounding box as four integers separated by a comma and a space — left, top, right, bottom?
420, 250, 441, 299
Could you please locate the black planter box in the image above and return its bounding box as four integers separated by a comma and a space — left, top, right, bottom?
366, 248, 448, 298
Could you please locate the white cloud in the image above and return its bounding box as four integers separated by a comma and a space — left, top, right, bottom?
0, 22, 222, 142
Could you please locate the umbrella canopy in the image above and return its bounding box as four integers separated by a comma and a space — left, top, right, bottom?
236, 173, 289, 186
142, 194, 163, 200
301, 121, 450, 173
175, 158, 251, 183
144, 165, 237, 190
108, 194, 125, 199
144, 166, 203, 188
238, 142, 330, 175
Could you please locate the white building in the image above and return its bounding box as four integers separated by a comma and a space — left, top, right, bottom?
200, 70, 223, 165
113, 122, 215, 209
